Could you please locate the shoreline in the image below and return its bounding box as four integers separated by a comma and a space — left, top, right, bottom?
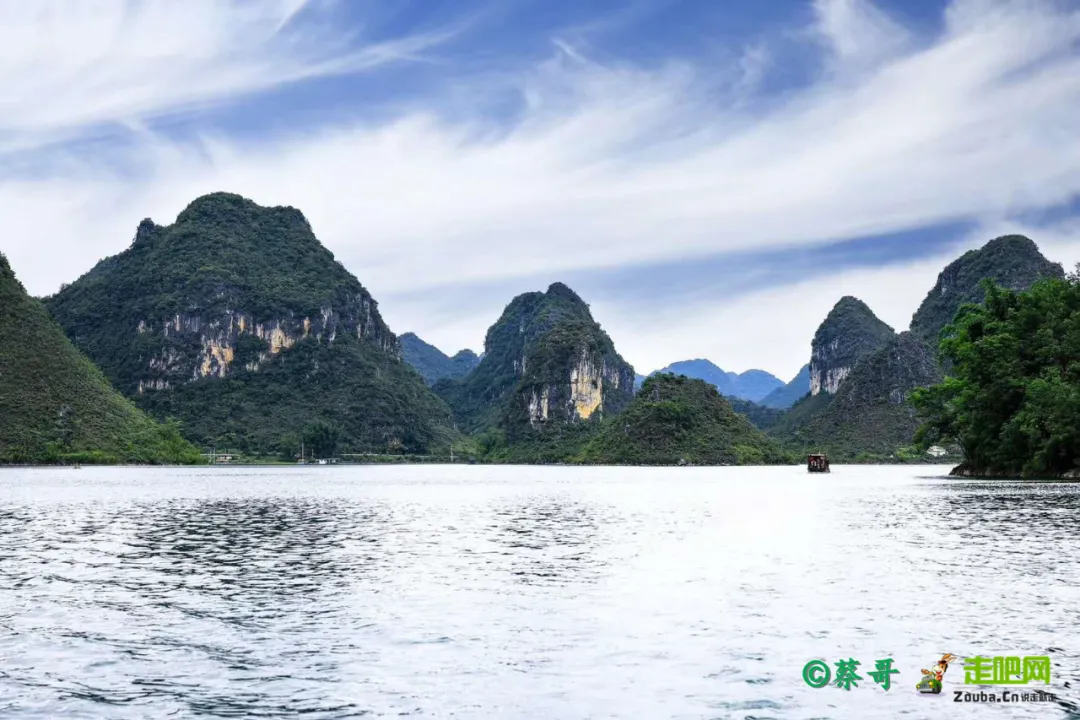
948, 463, 1080, 480
1, 459, 965, 469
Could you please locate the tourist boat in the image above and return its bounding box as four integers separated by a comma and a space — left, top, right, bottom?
807, 453, 830, 473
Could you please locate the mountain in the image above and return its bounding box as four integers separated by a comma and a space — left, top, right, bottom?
399, 332, 480, 386
435, 282, 635, 446
579, 374, 792, 465
734, 369, 786, 402
653, 359, 737, 395
634, 373, 646, 390
778, 332, 943, 459
650, 359, 784, 401
909, 234, 1065, 349
771, 236, 1062, 460
0, 253, 199, 464
769, 296, 896, 452
760, 364, 811, 409
44, 192, 456, 455
810, 296, 895, 396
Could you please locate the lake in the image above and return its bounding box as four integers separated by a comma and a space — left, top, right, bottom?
0, 465, 1077, 719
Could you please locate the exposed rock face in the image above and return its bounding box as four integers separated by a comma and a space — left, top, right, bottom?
772, 236, 1064, 461
809, 297, 895, 396
910, 235, 1064, 349
48, 193, 400, 396
828, 332, 942, 410
44, 192, 454, 453
435, 282, 635, 436
130, 300, 392, 391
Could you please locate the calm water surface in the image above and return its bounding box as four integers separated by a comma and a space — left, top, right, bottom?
0, 465, 1077, 719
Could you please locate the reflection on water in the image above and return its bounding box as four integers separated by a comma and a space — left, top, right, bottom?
0, 465, 1078, 719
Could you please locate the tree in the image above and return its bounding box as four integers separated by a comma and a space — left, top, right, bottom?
302, 421, 340, 459
913, 272, 1080, 477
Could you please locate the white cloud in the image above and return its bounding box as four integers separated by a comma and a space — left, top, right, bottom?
606, 221, 1080, 379
2, 0, 1080, 376
0, 0, 452, 155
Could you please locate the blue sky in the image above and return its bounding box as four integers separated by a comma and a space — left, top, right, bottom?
2, 0, 1079, 380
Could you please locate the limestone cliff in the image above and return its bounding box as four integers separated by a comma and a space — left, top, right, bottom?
44, 192, 454, 454
809, 297, 895, 396
434, 282, 635, 437
776, 332, 943, 458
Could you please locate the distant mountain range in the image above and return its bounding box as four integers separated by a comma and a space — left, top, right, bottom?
645, 359, 785, 402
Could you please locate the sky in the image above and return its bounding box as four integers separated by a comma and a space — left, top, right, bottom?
2, 0, 1080, 381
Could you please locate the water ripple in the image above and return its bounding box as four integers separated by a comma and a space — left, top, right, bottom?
0, 465, 1077, 718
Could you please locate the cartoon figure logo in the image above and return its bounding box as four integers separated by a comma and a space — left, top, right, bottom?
916, 653, 958, 694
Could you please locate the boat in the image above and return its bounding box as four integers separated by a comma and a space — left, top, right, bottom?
807, 453, 830, 473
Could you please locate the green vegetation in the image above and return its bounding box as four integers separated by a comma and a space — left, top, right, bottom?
578, 374, 793, 465
913, 274, 1080, 478
131, 334, 457, 455
767, 391, 835, 444
726, 396, 786, 430
769, 236, 1065, 463
399, 332, 480, 386
44, 192, 458, 456
0, 253, 200, 464
909, 235, 1064, 350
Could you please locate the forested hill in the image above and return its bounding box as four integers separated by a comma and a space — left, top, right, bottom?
0, 253, 199, 464
44, 192, 457, 456
914, 273, 1080, 478
579, 374, 792, 465
909, 234, 1064, 349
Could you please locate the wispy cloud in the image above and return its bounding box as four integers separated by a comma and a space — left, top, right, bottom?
812, 0, 913, 72
2, 0, 1080, 375
0, 0, 453, 155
